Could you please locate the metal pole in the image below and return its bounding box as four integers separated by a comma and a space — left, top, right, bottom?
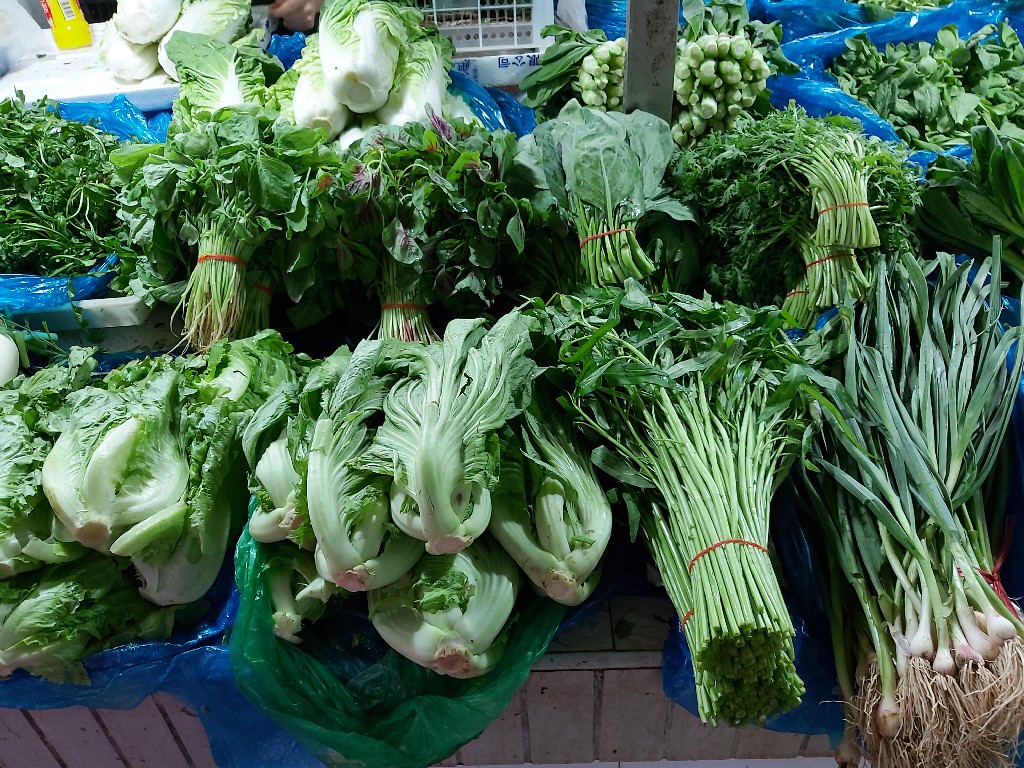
621, 0, 680, 122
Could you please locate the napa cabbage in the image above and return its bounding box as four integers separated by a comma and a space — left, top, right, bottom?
99, 24, 161, 83
157, 0, 251, 80
360, 312, 537, 555
113, 0, 182, 45
375, 35, 453, 128
318, 0, 424, 114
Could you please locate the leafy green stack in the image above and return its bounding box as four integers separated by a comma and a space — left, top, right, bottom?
800, 248, 1024, 768
336, 116, 532, 343
0, 96, 126, 278
918, 126, 1024, 285
831, 22, 1024, 151
242, 311, 612, 673
0, 332, 298, 682
526, 281, 827, 724
513, 101, 693, 289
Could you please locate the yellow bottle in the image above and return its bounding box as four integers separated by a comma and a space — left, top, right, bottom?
38, 0, 93, 50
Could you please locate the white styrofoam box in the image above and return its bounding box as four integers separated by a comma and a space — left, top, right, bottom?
12, 294, 154, 331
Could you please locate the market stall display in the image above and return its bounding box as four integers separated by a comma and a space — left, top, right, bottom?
6, 1, 1024, 767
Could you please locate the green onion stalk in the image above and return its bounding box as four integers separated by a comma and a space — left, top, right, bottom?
180, 225, 258, 353
791, 132, 879, 250
377, 258, 439, 343
800, 245, 1024, 768
534, 284, 822, 725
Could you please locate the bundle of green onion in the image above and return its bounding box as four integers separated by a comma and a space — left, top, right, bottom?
530, 282, 827, 724
801, 245, 1024, 767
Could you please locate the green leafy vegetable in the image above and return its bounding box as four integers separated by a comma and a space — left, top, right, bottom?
513, 100, 693, 288
0, 95, 127, 277
528, 280, 830, 725
0, 555, 181, 684
831, 22, 1024, 151
668, 105, 919, 324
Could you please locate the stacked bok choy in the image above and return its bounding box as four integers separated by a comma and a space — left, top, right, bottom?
0, 333, 294, 682
242, 310, 613, 674
800, 246, 1024, 767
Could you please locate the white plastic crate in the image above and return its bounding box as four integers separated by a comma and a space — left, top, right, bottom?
418, 0, 554, 56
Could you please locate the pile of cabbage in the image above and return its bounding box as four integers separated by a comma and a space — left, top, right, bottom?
245, 312, 613, 676
99, 0, 255, 82
0, 332, 298, 683
265, 0, 457, 145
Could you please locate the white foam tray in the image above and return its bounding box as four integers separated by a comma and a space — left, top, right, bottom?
12, 294, 154, 331
0, 22, 178, 111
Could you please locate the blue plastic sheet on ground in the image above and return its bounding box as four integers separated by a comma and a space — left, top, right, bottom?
146, 110, 172, 142
268, 31, 307, 70
487, 87, 537, 136
449, 70, 510, 132
0, 560, 236, 711
0, 254, 118, 316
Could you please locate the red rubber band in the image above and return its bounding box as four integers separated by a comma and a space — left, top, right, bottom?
381, 303, 429, 311
688, 539, 769, 574
976, 518, 1017, 614
197, 254, 249, 268
817, 202, 870, 216
786, 290, 808, 298
252, 283, 273, 297
806, 252, 856, 269
680, 609, 695, 634
580, 228, 634, 249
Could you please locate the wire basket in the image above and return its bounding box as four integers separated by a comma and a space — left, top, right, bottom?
80, 0, 116, 23
418, 0, 554, 55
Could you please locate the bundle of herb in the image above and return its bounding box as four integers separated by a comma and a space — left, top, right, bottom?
831, 22, 1024, 151
918, 126, 1024, 284
337, 114, 533, 342
0, 96, 126, 277
113, 107, 344, 350
669, 105, 919, 325
528, 281, 829, 724
800, 247, 1024, 768
513, 100, 692, 289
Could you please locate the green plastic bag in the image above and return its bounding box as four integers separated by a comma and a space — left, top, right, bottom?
230, 528, 568, 768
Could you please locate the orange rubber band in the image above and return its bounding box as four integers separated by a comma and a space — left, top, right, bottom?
806, 252, 856, 269
381, 303, 429, 311
680, 609, 695, 633
197, 254, 249, 268
252, 283, 273, 297
688, 539, 769, 574
818, 202, 870, 216
786, 289, 808, 298
580, 228, 634, 248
